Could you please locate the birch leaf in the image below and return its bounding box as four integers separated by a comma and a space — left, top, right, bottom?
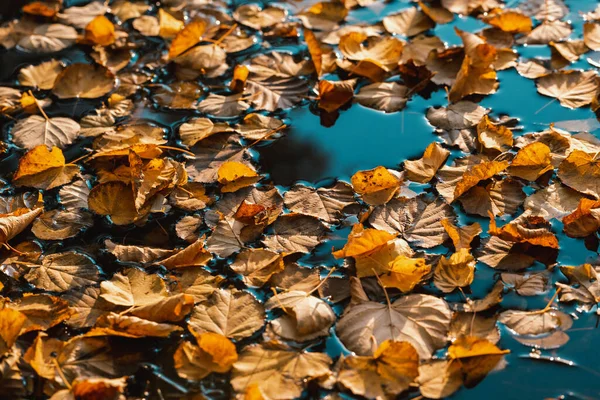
12, 115, 80, 150
337, 294, 452, 358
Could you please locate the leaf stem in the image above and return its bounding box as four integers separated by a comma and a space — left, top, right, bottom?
28, 91, 50, 121
53, 359, 72, 390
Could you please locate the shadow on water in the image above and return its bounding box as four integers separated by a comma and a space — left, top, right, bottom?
257, 93, 445, 185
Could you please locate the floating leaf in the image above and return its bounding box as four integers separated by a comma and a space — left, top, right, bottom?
52, 63, 116, 99
536, 70, 598, 109
12, 115, 80, 150
188, 289, 265, 340
231, 344, 332, 399
338, 341, 419, 398
13, 145, 79, 190
338, 293, 452, 358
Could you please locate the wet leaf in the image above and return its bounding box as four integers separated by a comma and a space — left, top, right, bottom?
266, 290, 336, 341
188, 289, 265, 340
24, 251, 99, 292
337, 293, 452, 358
13, 145, 79, 189
355, 82, 409, 113
52, 63, 116, 99
284, 182, 355, 223
231, 343, 332, 399
351, 166, 401, 206
536, 70, 599, 109
383, 7, 434, 37
12, 115, 80, 150
174, 331, 237, 380
84, 15, 116, 46
18, 59, 63, 90
337, 340, 419, 398
404, 142, 450, 183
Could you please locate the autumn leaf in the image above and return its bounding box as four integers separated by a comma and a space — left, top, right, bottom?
337, 292, 452, 358
536, 70, 599, 109
453, 160, 508, 201
13, 145, 79, 190
52, 63, 116, 99
174, 331, 237, 380
562, 198, 600, 237
318, 79, 357, 113
434, 249, 476, 293
404, 142, 450, 183
231, 343, 332, 399
351, 166, 402, 205
509, 142, 553, 181
337, 340, 419, 398
84, 15, 116, 46
168, 19, 208, 59
558, 150, 600, 198
380, 255, 432, 292
484, 11, 532, 33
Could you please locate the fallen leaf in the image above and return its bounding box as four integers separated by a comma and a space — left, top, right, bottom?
13, 145, 79, 190
52, 63, 116, 99
337, 293, 452, 358
231, 343, 332, 399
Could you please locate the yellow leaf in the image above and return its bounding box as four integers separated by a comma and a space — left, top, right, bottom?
158, 9, 184, 39
217, 161, 261, 193
13, 145, 79, 190
558, 150, 600, 197
380, 256, 431, 292
485, 11, 532, 34
476, 115, 513, 153
404, 142, 450, 183
509, 142, 553, 181
441, 219, 481, 251
338, 340, 419, 398
448, 336, 509, 386
489, 214, 559, 249
318, 79, 356, 113
230, 65, 249, 93
169, 18, 208, 59
562, 198, 600, 238
434, 249, 476, 293
453, 160, 508, 201
333, 224, 396, 259
84, 15, 116, 46
351, 166, 401, 205
88, 181, 142, 225
174, 331, 238, 380
0, 308, 26, 356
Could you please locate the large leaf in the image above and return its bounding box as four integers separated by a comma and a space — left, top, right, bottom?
231, 344, 332, 399
12, 115, 80, 149
337, 293, 452, 358
188, 289, 265, 340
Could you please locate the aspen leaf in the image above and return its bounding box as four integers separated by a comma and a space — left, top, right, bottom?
13, 145, 79, 190
12, 115, 80, 150
380, 255, 432, 292
84, 15, 116, 46
168, 19, 208, 59
485, 11, 532, 33
537, 70, 599, 109
338, 341, 419, 399
231, 344, 332, 399
404, 142, 450, 183
351, 166, 401, 206
52, 63, 116, 99
337, 293, 452, 358
217, 161, 261, 193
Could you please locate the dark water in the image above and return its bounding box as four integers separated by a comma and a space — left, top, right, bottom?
1, 0, 600, 399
